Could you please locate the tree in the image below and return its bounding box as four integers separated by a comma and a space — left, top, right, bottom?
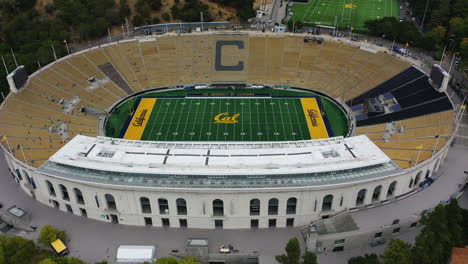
39, 259, 58, 264
0, 235, 36, 264
155, 257, 178, 264
119, 0, 131, 18
348, 254, 379, 264
302, 251, 317, 264
178, 257, 201, 264
381, 239, 413, 264
445, 199, 463, 248
414, 205, 451, 264
162, 12, 171, 21
39, 225, 67, 246
275, 237, 301, 264
147, 0, 162, 11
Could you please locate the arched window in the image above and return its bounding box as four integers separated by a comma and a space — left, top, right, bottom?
425, 170, 431, 179
140, 197, 151, 214
286, 197, 297, 214
408, 178, 414, 188
74, 188, 85, 205
372, 185, 382, 202
105, 194, 117, 210
434, 159, 440, 172
158, 198, 169, 214
268, 198, 279, 215
176, 198, 187, 215
46, 180, 56, 197
250, 199, 260, 216
414, 171, 423, 187
23, 170, 36, 189
322, 195, 333, 212
356, 189, 367, 206
387, 181, 397, 198
213, 199, 224, 216
59, 184, 70, 201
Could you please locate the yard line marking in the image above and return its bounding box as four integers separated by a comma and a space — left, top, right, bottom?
292, 99, 306, 139
155, 99, 171, 141
189, 99, 201, 141
263, 99, 270, 141
164, 98, 180, 141
214, 99, 222, 140
256, 98, 262, 139
180, 99, 194, 141
198, 98, 210, 141
146, 99, 164, 139
278, 99, 288, 141
301, 0, 319, 21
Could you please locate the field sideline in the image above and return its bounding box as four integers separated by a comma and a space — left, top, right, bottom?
290, 0, 399, 30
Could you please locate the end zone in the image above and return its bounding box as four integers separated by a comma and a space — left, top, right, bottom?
123, 98, 157, 140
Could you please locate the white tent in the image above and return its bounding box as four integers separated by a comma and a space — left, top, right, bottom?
116, 245, 156, 263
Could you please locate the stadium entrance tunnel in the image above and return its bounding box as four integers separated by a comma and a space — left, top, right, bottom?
104, 87, 351, 142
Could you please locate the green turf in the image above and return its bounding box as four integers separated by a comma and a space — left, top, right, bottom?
290, 0, 399, 30
140, 98, 312, 141
105, 88, 349, 141
105, 97, 137, 138
321, 97, 348, 136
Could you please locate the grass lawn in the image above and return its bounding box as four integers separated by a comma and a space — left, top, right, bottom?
290, 0, 399, 30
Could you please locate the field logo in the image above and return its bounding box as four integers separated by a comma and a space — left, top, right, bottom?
213, 112, 240, 123
307, 109, 320, 127
132, 109, 148, 127
344, 4, 357, 8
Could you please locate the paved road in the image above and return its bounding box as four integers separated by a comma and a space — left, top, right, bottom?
0, 146, 467, 263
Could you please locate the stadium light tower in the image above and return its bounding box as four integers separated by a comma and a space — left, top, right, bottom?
200, 12, 204, 31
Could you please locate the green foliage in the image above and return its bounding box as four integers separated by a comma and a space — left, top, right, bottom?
119, 0, 131, 18
162, 12, 171, 21
147, 0, 162, 11
302, 251, 317, 264
95, 261, 109, 264
0, 235, 37, 264
209, 0, 255, 21
133, 15, 145, 27
171, 0, 212, 22
178, 257, 201, 264
53, 0, 120, 40
347, 254, 379, 264
43, 257, 87, 264
155, 257, 178, 264
415, 205, 452, 264
381, 239, 413, 264
275, 237, 301, 264
152, 17, 161, 25
39, 225, 67, 246
364, 17, 422, 45
45, 3, 56, 14
39, 259, 58, 264
462, 208, 468, 245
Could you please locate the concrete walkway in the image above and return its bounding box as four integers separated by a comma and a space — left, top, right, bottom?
0, 146, 467, 263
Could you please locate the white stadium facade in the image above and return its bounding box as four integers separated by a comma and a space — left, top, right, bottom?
0, 31, 459, 253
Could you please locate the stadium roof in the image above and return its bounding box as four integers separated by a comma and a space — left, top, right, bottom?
37, 135, 400, 188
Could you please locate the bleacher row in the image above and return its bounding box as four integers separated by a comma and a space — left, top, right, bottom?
0, 33, 454, 168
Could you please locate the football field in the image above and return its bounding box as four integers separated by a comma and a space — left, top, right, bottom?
107, 96, 348, 142
290, 0, 399, 30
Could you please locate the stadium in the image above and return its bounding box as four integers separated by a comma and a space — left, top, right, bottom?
0, 31, 459, 252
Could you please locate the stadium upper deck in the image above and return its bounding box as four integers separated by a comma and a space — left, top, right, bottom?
0, 31, 455, 170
